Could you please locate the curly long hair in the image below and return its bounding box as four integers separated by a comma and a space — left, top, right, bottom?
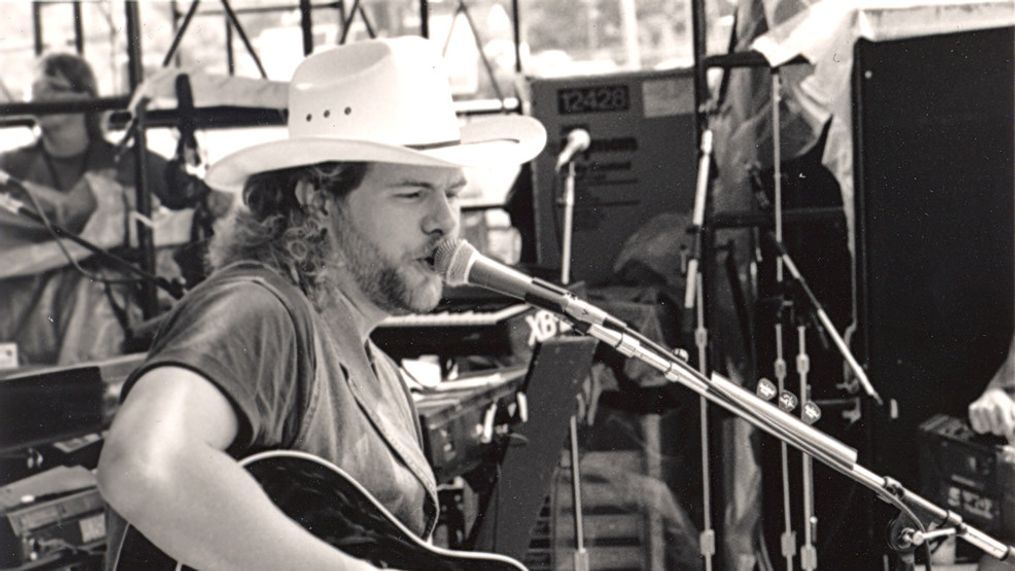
208, 161, 370, 309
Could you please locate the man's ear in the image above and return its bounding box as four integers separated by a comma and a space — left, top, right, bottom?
294, 179, 315, 208
295, 179, 332, 216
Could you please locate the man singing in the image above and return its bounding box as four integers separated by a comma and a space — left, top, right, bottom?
98, 36, 546, 570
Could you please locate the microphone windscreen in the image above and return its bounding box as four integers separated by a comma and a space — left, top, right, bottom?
569, 128, 591, 151
435, 238, 476, 286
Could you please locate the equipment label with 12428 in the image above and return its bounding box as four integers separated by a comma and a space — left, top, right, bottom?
557, 84, 630, 115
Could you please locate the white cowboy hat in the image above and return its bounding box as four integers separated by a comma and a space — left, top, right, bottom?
206, 36, 547, 192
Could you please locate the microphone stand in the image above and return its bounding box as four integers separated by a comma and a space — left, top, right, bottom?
775, 305, 797, 570
561, 161, 577, 286
683, 129, 713, 323
682, 122, 718, 571
693, 272, 716, 571
769, 70, 798, 571
560, 313, 1015, 567
764, 231, 882, 406
558, 157, 589, 571
765, 229, 886, 567
796, 321, 818, 571
0, 184, 184, 301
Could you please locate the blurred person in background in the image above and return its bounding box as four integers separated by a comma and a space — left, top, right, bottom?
0, 52, 226, 366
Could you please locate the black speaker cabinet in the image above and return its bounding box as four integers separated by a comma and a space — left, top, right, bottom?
854, 26, 1014, 488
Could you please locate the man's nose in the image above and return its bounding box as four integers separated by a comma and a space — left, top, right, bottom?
423, 192, 459, 237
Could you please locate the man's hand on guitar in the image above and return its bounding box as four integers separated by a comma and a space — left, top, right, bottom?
968, 386, 1015, 443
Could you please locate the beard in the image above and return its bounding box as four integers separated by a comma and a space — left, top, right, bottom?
331, 209, 444, 315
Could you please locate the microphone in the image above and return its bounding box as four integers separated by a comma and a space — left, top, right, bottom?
435, 238, 622, 328
0, 171, 38, 220
554, 128, 591, 172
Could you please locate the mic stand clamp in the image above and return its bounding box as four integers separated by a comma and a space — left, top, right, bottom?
765, 231, 883, 406
887, 512, 920, 571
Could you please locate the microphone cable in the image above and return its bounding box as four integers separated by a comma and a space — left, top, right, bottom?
1, 174, 182, 300
7, 180, 150, 288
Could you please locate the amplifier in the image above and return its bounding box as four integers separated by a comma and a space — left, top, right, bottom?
526, 69, 696, 284
918, 414, 1015, 538
0, 486, 105, 568
416, 367, 528, 483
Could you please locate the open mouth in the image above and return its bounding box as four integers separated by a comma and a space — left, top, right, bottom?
416, 250, 438, 272
413, 241, 447, 275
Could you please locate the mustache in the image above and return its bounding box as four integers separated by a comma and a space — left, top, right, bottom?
411, 237, 455, 260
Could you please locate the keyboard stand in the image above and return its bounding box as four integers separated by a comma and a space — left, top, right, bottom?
466, 335, 598, 561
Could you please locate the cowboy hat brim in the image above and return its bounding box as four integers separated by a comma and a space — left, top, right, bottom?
206, 115, 547, 192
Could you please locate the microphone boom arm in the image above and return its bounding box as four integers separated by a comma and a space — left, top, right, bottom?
527, 278, 625, 329
576, 320, 1015, 563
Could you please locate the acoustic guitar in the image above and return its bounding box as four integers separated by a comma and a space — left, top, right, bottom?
110, 450, 527, 570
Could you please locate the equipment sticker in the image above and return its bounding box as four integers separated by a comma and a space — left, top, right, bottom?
642, 78, 691, 118
79, 513, 106, 543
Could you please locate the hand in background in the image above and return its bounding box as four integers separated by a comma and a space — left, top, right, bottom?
10, 176, 97, 234
968, 386, 1015, 442
205, 188, 235, 219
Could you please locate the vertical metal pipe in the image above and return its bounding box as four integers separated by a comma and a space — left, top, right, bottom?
687, 0, 720, 562
226, 17, 235, 75
419, 0, 429, 38
775, 320, 795, 571
689, 0, 708, 142
124, 1, 144, 91
299, 0, 314, 55
772, 72, 783, 279
511, 0, 521, 74
560, 162, 576, 285
799, 326, 818, 571
771, 69, 796, 571
171, 0, 180, 34
568, 415, 589, 571
131, 105, 157, 319
850, 40, 879, 558
33, 2, 44, 56
560, 162, 587, 571
73, 1, 85, 55
124, 1, 158, 319
696, 273, 715, 571
336, 0, 347, 37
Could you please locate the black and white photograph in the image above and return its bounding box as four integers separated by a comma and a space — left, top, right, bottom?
0, 1, 1012, 569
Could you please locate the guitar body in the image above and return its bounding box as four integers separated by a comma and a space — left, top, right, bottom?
111, 450, 527, 571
